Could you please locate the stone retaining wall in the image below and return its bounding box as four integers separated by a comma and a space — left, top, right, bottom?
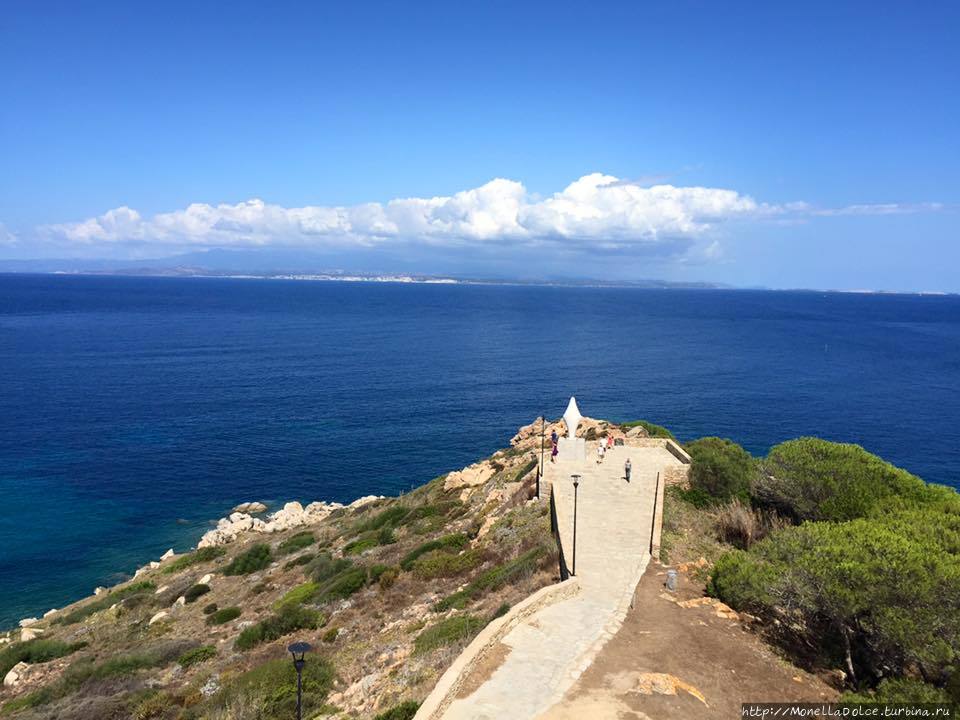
413, 577, 582, 720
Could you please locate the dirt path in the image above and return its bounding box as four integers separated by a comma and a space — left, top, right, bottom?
538, 562, 838, 719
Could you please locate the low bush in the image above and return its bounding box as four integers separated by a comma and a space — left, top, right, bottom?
55, 580, 157, 625
277, 531, 316, 556
414, 615, 485, 655
202, 602, 218, 615
322, 627, 339, 643
377, 526, 397, 545
490, 603, 511, 621
412, 549, 482, 580
379, 567, 399, 590
344, 536, 378, 555
183, 583, 211, 603
368, 564, 392, 583
686, 437, 755, 504
207, 606, 241, 625
436, 545, 548, 611
209, 656, 335, 718
161, 546, 225, 574
223, 543, 272, 575
60, 641, 196, 690
273, 581, 319, 609
284, 552, 315, 569
0, 638, 87, 679
714, 499, 788, 550
373, 700, 421, 720
235, 606, 323, 651
400, 533, 469, 571
177, 645, 216, 668
358, 505, 409, 532
620, 419, 676, 440
841, 678, 953, 704
310, 553, 354, 584
317, 567, 368, 601
756, 438, 949, 522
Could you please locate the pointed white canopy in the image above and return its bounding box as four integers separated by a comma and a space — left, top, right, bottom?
563, 396, 582, 438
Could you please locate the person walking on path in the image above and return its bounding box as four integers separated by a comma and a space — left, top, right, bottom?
551, 443, 558, 463
551, 429, 558, 445
606, 434, 614, 450
625, 458, 632, 483
596, 442, 605, 464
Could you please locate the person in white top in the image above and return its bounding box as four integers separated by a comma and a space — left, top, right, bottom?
596, 442, 605, 464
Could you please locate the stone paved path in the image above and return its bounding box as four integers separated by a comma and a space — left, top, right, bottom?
441, 442, 683, 720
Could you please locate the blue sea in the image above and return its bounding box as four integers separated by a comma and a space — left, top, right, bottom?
1, 275, 959, 628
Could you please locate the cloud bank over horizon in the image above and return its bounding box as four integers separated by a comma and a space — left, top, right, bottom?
2, 173, 945, 264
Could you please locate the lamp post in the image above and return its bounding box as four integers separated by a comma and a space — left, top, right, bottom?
571, 474, 581, 576
288, 641, 312, 720
538, 413, 545, 499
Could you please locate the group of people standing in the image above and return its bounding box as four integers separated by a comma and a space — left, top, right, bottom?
548, 427, 631, 482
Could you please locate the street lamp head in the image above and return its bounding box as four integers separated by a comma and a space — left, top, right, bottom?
572, 473, 581, 489
288, 641, 312, 669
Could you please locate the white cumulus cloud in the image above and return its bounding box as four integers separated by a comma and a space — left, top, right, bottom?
39, 173, 766, 253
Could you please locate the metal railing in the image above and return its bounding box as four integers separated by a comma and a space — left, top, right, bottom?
649, 471, 661, 556
549, 484, 571, 581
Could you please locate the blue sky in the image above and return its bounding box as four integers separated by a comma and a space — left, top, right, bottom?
1, 1, 958, 290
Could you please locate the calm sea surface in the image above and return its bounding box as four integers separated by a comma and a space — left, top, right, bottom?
1, 274, 959, 627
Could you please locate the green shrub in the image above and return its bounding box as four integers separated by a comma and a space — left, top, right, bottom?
317, 567, 368, 601
514, 457, 539, 481
373, 700, 421, 720
277, 531, 316, 556
377, 526, 397, 545
223, 543, 272, 575
322, 627, 339, 643
207, 606, 242, 625
757, 438, 949, 522
0, 639, 87, 679
55, 580, 157, 625
841, 678, 952, 704
310, 553, 354, 584
284, 553, 315, 569
412, 549, 482, 580
177, 645, 217, 668
202, 602, 218, 615
490, 603, 511, 621
436, 545, 548, 611
60, 641, 194, 689
132, 691, 171, 720
400, 533, 469, 571
414, 615, 485, 655
273, 581, 319, 609
621, 419, 676, 440
709, 508, 960, 686
379, 567, 399, 590
183, 583, 211, 603
686, 437, 755, 504
211, 657, 335, 718
358, 505, 409, 532
235, 606, 323, 650
344, 536, 378, 555
368, 564, 392, 583
161, 546, 225, 574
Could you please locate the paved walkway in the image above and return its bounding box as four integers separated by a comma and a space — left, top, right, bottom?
441, 442, 683, 720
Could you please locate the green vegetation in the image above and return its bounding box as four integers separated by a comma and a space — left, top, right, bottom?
317, 567, 368, 601
400, 533, 468, 570
414, 615, 486, 655
208, 656, 335, 718
0, 639, 86, 679
378, 567, 398, 589
490, 602, 511, 621
183, 583, 210, 603
343, 536, 378, 555
284, 552, 315, 569
222, 543, 272, 575
756, 437, 946, 522
55, 580, 156, 625
176, 645, 216, 668
841, 678, 953, 704
373, 700, 421, 720
202, 602, 218, 615
621, 419, 676, 440
686, 437, 755, 505
310, 552, 354, 583
436, 545, 548, 611
412, 549, 482, 580
322, 627, 339, 643
235, 606, 323, 650
277, 531, 316, 555
514, 457, 538, 481
160, 546, 225, 574
273, 581, 320, 609
377, 526, 397, 545
709, 509, 960, 687
358, 505, 410, 532
206, 606, 241, 625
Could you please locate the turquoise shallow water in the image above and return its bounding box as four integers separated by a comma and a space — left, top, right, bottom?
1, 274, 958, 628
